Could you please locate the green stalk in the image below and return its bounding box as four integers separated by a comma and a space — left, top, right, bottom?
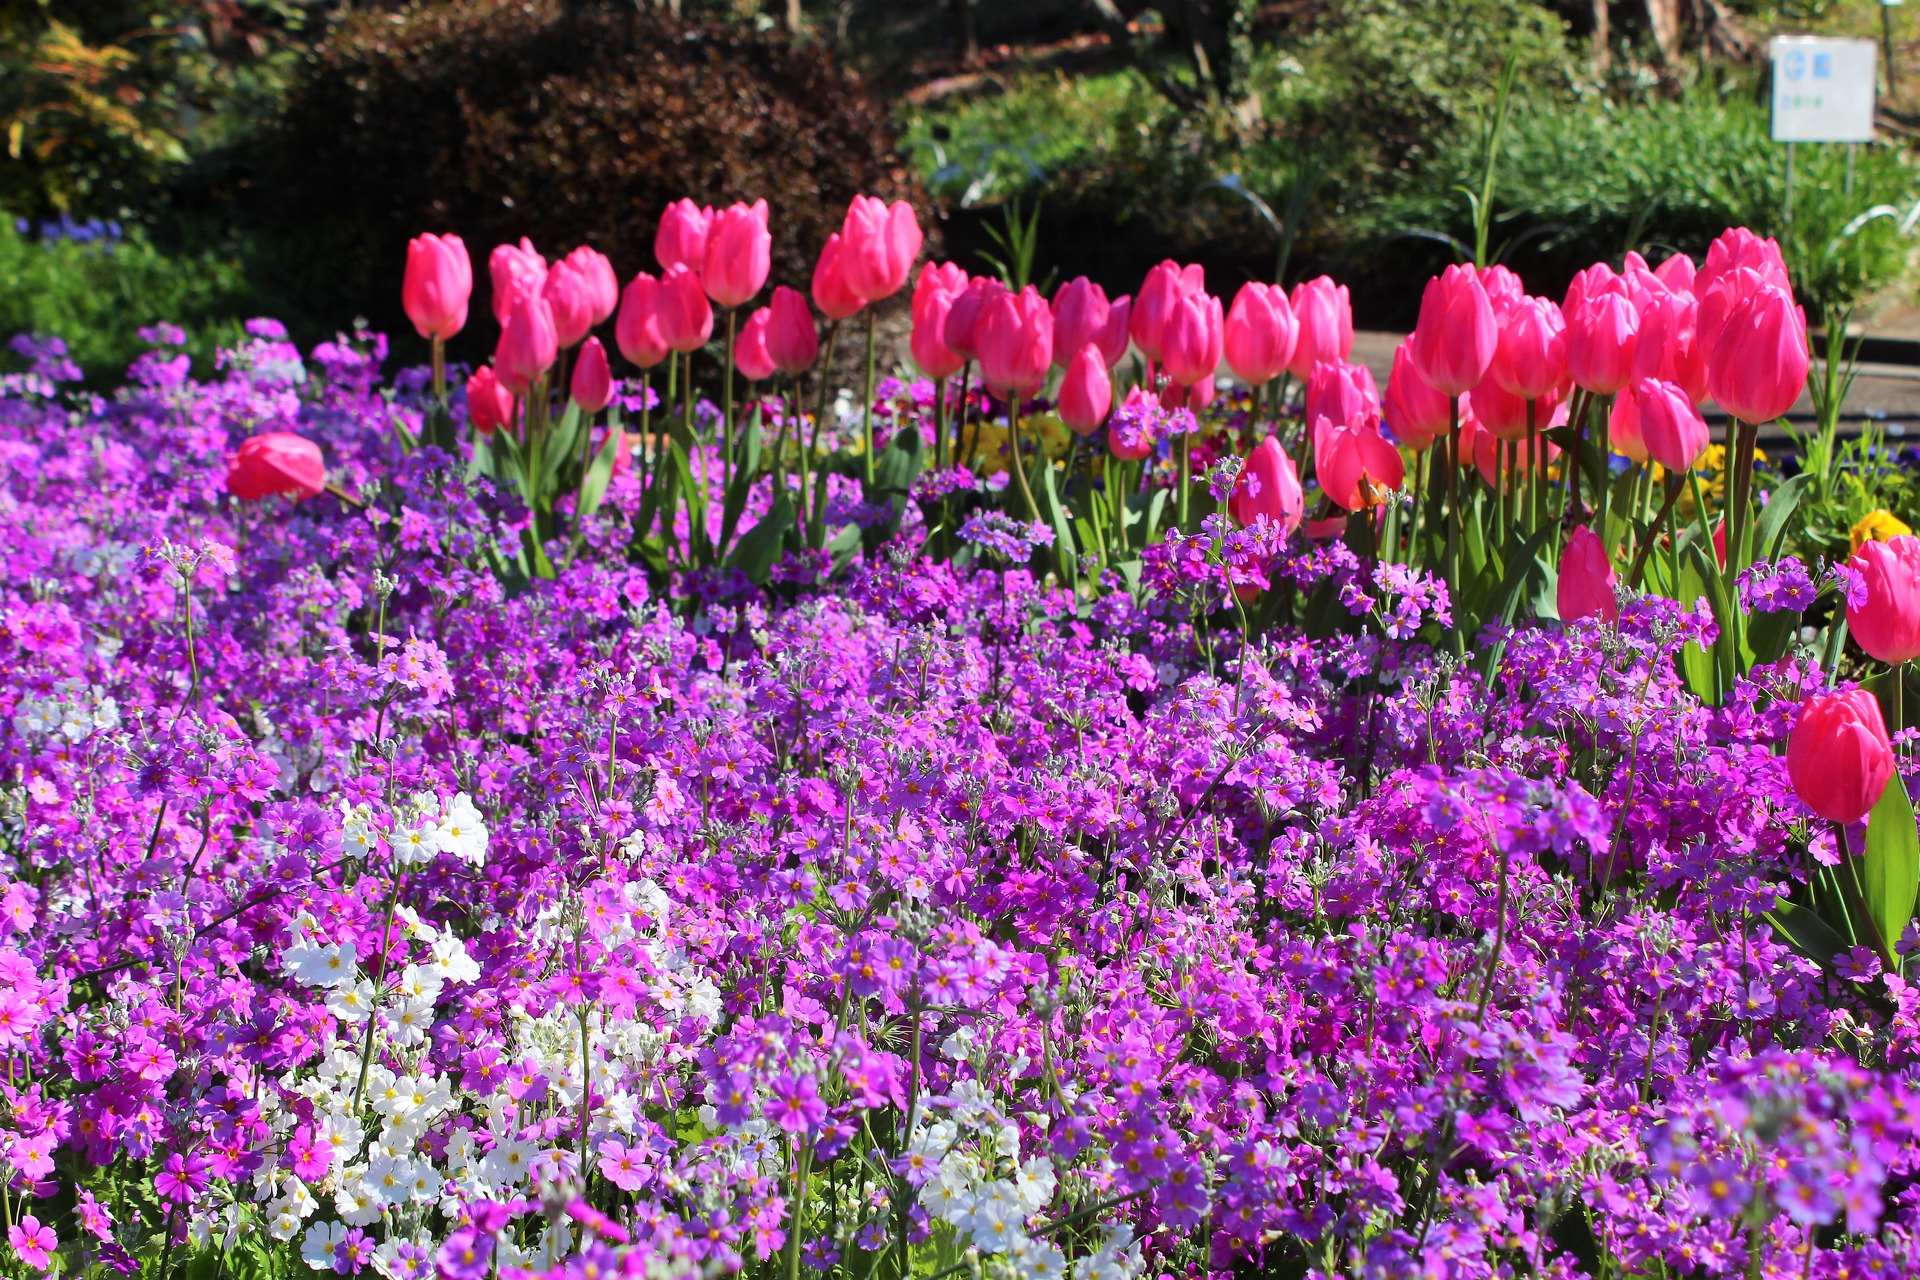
1444, 395, 1463, 653
722, 307, 737, 493
1176, 427, 1192, 529
861, 310, 878, 488
1007, 398, 1042, 526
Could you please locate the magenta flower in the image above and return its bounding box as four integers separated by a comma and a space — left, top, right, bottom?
8, 1216, 55, 1272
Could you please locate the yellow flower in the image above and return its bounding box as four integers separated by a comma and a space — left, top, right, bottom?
1852, 509, 1913, 554
1025, 411, 1074, 461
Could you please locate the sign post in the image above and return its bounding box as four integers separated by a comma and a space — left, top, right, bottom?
1770, 36, 1879, 222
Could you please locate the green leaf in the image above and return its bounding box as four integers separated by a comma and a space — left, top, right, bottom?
826, 522, 863, 577
1763, 899, 1851, 972
1753, 473, 1810, 565
576, 424, 624, 524
718, 407, 764, 555
1674, 547, 1718, 703
1863, 770, 1920, 966
1037, 460, 1077, 591
542, 401, 585, 495
724, 493, 793, 586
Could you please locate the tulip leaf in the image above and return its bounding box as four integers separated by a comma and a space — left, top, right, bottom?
576, 425, 623, 525
1863, 769, 1920, 968
1674, 547, 1719, 704
1753, 474, 1810, 566
542, 401, 584, 496
1474, 525, 1556, 680
826, 522, 863, 578
724, 493, 793, 587
1037, 461, 1077, 591
1763, 899, 1851, 973
718, 408, 764, 556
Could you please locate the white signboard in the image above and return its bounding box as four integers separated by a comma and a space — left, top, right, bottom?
1771, 37, 1878, 142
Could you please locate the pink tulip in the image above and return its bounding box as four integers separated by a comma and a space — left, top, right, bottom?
1565, 292, 1640, 395
1305, 359, 1381, 458
562, 246, 619, 325
655, 265, 714, 355
1384, 343, 1450, 449
1631, 289, 1708, 404
811, 234, 867, 322
1097, 297, 1133, 367
466, 366, 515, 435
1222, 283, 1298, 387
1317, 417, 1403, 511
1608, 389, 1647, 464
655, 199, 713, 275
1698, 227, 1790, 298
838, 196, 923, 301
975, 285, 1053, 401
1654, 252, 1696, 293
1631, 377, 1709, 473
543, 259, 596, 350
764, 286, 819, 376
1108, 386, 1157, 460
703, 200, 772, 309
1161, 290, 1223, 388
734, 309, 776, 382
489, 238, 547, 328
1557, 526, 1618, 623
227, 432, 325, 502
1466, 379, 1550, 444
1286, 275, 1353, 380
1561, 261, 1628, 321
916, 261, 970, 308
403, 233, 471, 341
943, 278, 1006, 362
1708, 283, 1810, 424
571, 336, 613, 412
1131, 261, 1204, 361
1229, 434, 1304, 536
1478, 264, 1526, 318
495, 292, 558, 395
910, 284, 964, 381
1052, 278, 1120, 371
1057, 344, 1113, 437
1409, 264, 1496, 397
1848, 535, 1920, 665
1788, 689, 1895, 825
1489, 296, 1567, 401
615, 273, 669, 370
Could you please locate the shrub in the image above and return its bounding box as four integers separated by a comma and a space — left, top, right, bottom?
234, 0, 923, 363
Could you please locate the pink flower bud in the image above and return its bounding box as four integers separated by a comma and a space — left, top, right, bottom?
488, 238, 547, 328
543, 260, 596, 350
561, 246, 619, 325
1489, 296, 1566, 401
1384, 343, 1449, 449
466, 366, 515, 434
1788, 689, 1894, 825
1408, 264, 1496, 397
838, 196, 922, 301
1566, 292, 1640, 394
1847, 535, 1920, 665
1556, 526, 1618, 623
226, 432, 325, 502
734, 308, 776, 382
975, 285, 1053, 401
1707, 283, 1810, 425
615, 273, 669, 370
1052, 278, 1119, 371
1228, 434, 1303, 535
1632, 376, 1710, 473
655, 199, 713, 275
1160, 290, 1223, 388
764, 286, 819, 376
1131, 261, 1204, 362
703, 200, 772, 309
943, 278, 1006, 362
1286, 276, 1354, 379
1056, 344, 1112, 437
571, 336, 613, 412
495, 292, 558, 395
403, 233, 471, 341
655, 265, 714, 355
811, 234, 866, 322
1222, 282, 1298, 387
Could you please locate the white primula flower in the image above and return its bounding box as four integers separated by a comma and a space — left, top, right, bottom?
428, 935, 481, 985
300, 1221, 347, 1272
326, 979, 377, 1023
286, 940, 358, 990
388, 996, 436, 1047
394, 964, 444, 1004
392, 816, 438, 866
364, 1155, 411, 1206
1014, 1156, 1056, 1213
434, 792, 489, 865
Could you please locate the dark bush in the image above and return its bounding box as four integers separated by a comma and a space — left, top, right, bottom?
234, 0, 923, 362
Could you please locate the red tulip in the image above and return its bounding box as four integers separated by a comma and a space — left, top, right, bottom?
1317, 417, 1403, 512
227, 432, 325, 502
1161, 290, 1223, 387
1228, 434, 1303, 535
1489, 296, 1566, 401
655, 265, 714, 355
403, 233, 471, 341
1631, 289, 1708, 405
1707, 283, 1810, 424
976, 285, 1053, 401
838, 196, 922, 301
811, 234, 867, 322
495, 292, 558, 394
1286, 276, 1353, 380
1788, 689, 1895, 825
1409, 264, 1496, 397
655, 199, 713, 275
734, 308, 776, 382
1131, 260, 1204, 361
1384, 343, 1450, 449
910, 269, 965, 380
1631, 377, 1709, 473
703, 200, 772, 308
466, 366, 515, 434
1223, 283, 1298, 387
1556, 525, 1618, 623
488, 238, 547, 328
571, 336, 614, 412
1565, 292, 1640, 395
764, 286, 819, 376
1848, 535, 1920, 665
543, 259, 596, 350
615, 273, 669, 370
1057, 344, 1113, 437
1051, 278, 1121, 371
943, 278, 1006, 362
561, 246, 619, 326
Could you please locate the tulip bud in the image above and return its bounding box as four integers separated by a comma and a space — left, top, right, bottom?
1228, 434, 1303, 536
615, 273, 669, 370
1478, 264, 1526, 317
496, 292, 558, 395
655, 265, 714, 355
1562, 261, 1628, 321
703, 200, 772, 309
910, 285, 964, 381
764, 286, 819, 376
1631, 290, 1708, 405
1384, 343, 1449, 449
1653, 252, 1696, 294
1051, 278, 1113, 371
1489, 296, 1567, 401
1098, 297, 1133, 368
1608, 387, 1647, 464
1565, 292, 1640, 395
811, 234, 867, 322
403, 233, 472, 341
1161, 290, 1223, 388
227, 432, 326, 502
976, 286, 1053, 401
1287, 276, 1354, 380
944, 278, 1006, 362
1847, 535, 1920, 665
1305, 360, 1381, 458
655, 199, 713, 275
1631, 377, 1709, 473
543, 260, 596, 350
562, 246, 620, 325
734, 308, 776, 382
1788, 689, 1895, 825
1317, 416, 1404, 512
571, 336, 614, 412
1057, 344, 1113, 437
1409, 264, 1496, 397
1132, 261, 1204, 361
1466, 379, 1541, 444
467, 366, 515, 434
489, 238, 547, 328
838, 196, 923, 301
1556, 526, 1618, 623
1223, 283, 1298, 387
1707, 283, 1810, 425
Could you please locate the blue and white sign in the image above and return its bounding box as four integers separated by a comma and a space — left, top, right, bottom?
1771, 36, 1878, 142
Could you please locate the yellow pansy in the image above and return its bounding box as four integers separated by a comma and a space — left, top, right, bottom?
1852, 509, 1913, 554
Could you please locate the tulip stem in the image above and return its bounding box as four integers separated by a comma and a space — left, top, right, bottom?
722, 308, 737, 494
1444, 395, 1463, 654
1594, 393, 1613, 540
1408, 447, 1425, 569
1627, 474, 1684, 589
1894, 664, 1907, 743
861, 309, 878, 489
1007, 398, 1042, 527
1176, 429, 1191, 529
933, 375, 947, 470
431, 336, 445, 405
1525, 399, 1541, 537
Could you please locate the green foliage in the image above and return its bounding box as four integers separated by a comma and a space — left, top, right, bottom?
0, 213, 247, 379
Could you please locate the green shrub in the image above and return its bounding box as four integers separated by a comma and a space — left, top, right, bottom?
0, 215, 247, 381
